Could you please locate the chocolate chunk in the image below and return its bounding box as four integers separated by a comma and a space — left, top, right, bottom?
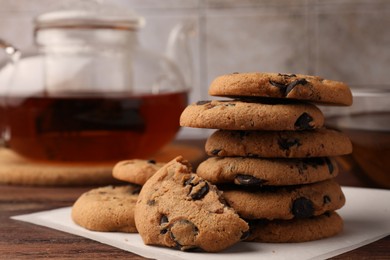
323, 195, 331, 204
269, 77, 308, 96
190, 182, 209, 200
269, 80, 287, 95
211, 149, 221, 156
279, 73, 297, 78
324, 157, 334, 174
234, 174, 267, 186
169, 219, 199, 251
184, 176, 195, 186
285, 78, 308, 95
160, 215, 169, 234
147, 199, 156, 206
147, 159, 156, 164
294, 112, 314, 130
160, 215, 169, 225
278, 138, 301, 150
196, 100, 211, 105
292, 197, 314, 218
240, 230, 251, 241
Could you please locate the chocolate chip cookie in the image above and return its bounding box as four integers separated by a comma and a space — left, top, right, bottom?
206, 128, 352, 158
221, 179, 345, 220
112, 159, 165, 185
134, 156, 249, 252
209, 72, 352, 106
72, 185, 141, 232
197, 157, 338, 186
180, 100, 324, 131
246, 211, 343, 243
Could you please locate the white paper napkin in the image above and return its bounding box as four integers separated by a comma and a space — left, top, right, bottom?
12, 187, 390, 260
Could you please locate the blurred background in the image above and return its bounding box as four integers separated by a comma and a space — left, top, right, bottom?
0, 0, 389, 138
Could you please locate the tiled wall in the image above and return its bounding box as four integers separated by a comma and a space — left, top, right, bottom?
1, 0, 389, 138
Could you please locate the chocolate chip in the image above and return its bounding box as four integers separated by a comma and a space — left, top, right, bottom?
292, 197, 314, 218
160, 215, 169, 234
278, 138, 301, 150
184, 176, 195, 186
190, 182, 209, 200
160, 215, 169, 225
169, 219, 199, 251
323, 195, 331, 204
294, 112, 314, 130
324, 157, 334, 174
184, 176, 210, 200
211, 149, 221, 156
235, 174, 267, 186
285, 78, 308, 95
269, 77, 308, 96
269, 80, 287, 95
240, 230, 251, 241
147, 199, 156, 206
196, 100, 211, 105
147, 159, 156, 164
279, 73, 297, 78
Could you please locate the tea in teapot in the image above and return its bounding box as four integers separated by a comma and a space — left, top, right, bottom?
0, 6, 193, 163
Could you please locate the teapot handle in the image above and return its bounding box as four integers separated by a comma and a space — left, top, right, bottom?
0, 38, 21, 63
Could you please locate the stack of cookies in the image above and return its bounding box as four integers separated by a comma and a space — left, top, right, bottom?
180, 72, 353, 243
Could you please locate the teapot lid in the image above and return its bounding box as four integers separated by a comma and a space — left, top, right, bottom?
35, 5, 145, 30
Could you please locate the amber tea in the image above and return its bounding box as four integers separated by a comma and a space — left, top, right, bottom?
2, 91, 187, 162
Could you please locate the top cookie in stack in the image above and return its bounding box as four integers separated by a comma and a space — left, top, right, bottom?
180, 72, 353, 243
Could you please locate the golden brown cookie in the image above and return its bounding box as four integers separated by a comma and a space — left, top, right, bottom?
205, 128, 352, 158
134, 156, 249, 252
246, 211, 343, 243
209, 72, 352, 106
180, 100, 324, 131
72, 185, 141, 232
112, 159, 165, 185
221, 179, 345, 220
196, 157, 338, 186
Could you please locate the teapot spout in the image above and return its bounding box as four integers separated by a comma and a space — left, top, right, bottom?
166, 21, 195, 90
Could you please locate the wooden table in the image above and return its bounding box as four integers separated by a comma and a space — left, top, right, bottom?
0, 141, 389, 259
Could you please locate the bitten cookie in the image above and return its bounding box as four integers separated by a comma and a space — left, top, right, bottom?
112, 159, 165, 185
221, 179, 345, 220
209, 72, 352, 106
196, 157, 338, 186
246, 211, 343, 243
206, 128, 352, 158
134, 156, 249, 252
180, 100, 324, 131
72, 185, 141, 232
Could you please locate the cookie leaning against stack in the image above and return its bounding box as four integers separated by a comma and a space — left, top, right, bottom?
180, 72, 353, 243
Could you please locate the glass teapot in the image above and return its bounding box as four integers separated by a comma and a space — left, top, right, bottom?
0, 6, 193, 163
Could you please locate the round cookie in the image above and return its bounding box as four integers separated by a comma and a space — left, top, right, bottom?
196, 157, 338, 186
134, 156, 249, 252
72, 185, 141, 232
246, 211, 343, 243
112, 159, 165, 185
209, 72, 352, 106
221, 179, 345, 220
206, 128, 352, 158
180, 100, 324, 131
